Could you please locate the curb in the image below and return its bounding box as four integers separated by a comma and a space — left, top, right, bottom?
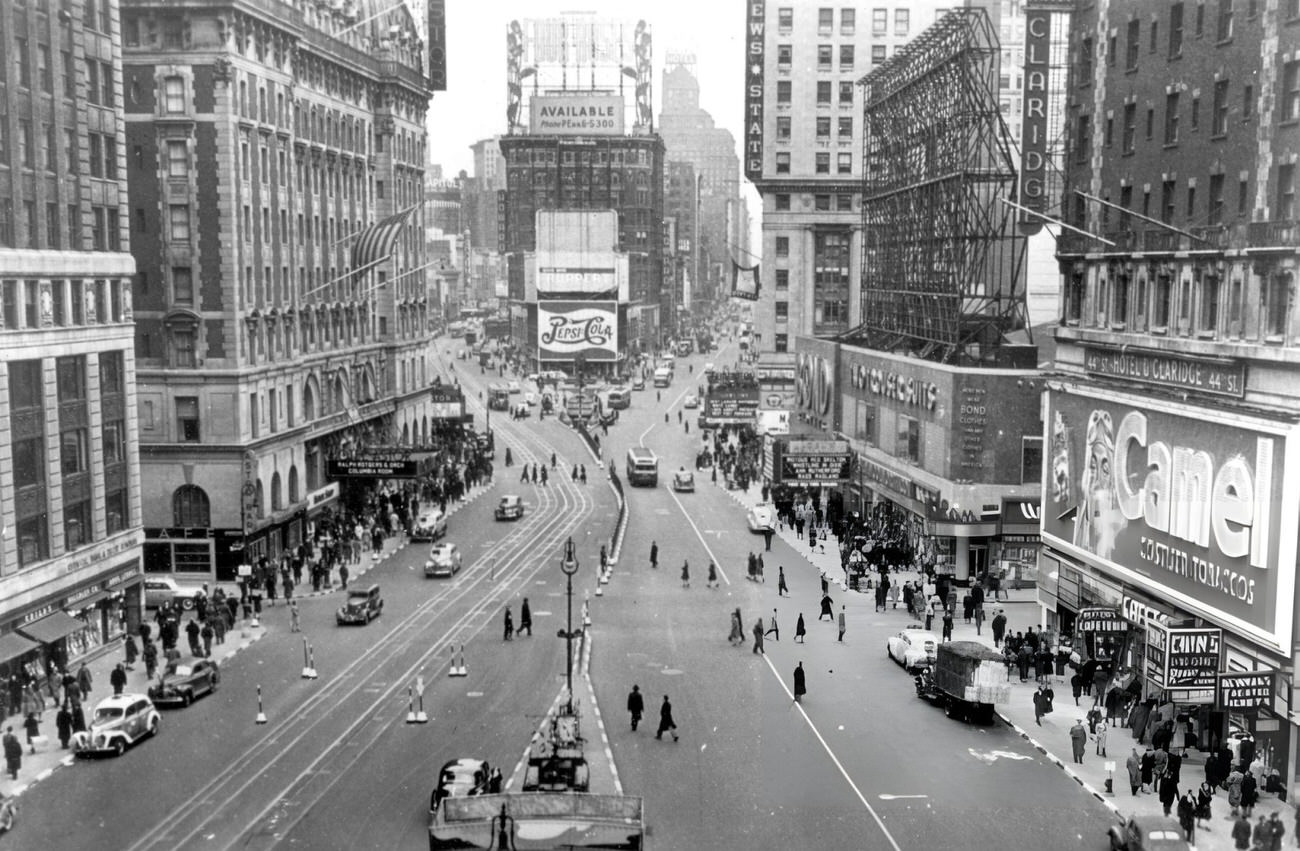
2, 626, 271, 801
996, 710, 1123, 816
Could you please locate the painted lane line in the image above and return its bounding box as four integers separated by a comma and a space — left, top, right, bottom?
666, 487, 730, 586
759, 654, 903, 851
877, 794, 928, 800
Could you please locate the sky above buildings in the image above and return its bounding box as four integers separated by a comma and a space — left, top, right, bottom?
426, 1, 745, 178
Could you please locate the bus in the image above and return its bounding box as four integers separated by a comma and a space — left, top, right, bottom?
487, 384, 511, 411
447, 321, 466, 338
625, 447, 659, 487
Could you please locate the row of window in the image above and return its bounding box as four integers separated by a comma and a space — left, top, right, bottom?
1, 278, 129, 330
775, 151, 854, 175
7, 352, 130, 570
771, 193, 856, 214
777, 7, 910, 37
776, 115, 857, 142
1065, 267, 1296, 341
775, 79, 855, 106
1071, 164, 1294, 232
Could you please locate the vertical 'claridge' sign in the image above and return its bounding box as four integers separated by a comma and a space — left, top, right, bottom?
744, 1, 766, 179
1019, 7, 1051, 220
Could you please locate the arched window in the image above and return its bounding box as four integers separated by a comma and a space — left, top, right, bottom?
271, 471, 283, 510
401, 422, 410, 445
173, 485, 211, 527
288, 465, 300, 503
255, 479, 265, 519
303, 377, 318, 421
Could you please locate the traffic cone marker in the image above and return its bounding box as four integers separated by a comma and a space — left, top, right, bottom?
405, 685, 417, 724
301, 639, 318, 679
448, 644, 468, 677
255, 684, 268, 724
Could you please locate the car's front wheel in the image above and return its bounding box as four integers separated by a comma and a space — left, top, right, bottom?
181, 690, 192, 707
179, 597, 195, 611
149, 717, 159, 737
112, 738, 126, 757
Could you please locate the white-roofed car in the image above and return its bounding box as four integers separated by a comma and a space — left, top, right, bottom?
683, 394, 699, 409
671, 468, 695, 493
410, 509, 448, 543
71, 694, 160, 757
495, 495, 524, 521
887, 628, 941, 672
745, 504, 775, 533
142, 576, 204, 611
426, 543, 463, 578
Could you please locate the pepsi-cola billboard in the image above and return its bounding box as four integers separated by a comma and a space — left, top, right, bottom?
537, 301, 618, 362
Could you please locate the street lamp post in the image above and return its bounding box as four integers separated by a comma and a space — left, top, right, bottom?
558, 537, 580, 713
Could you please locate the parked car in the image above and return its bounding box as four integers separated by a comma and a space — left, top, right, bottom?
429, 758, 491, 819
745, 504, 776, 533
143, 576, 204, 611
1107, 815, 1191, 851
887, 628, 941, 672
147, 659, 220, 707
410, 509, 448, 542
683, 394, 699, 409
495, 495, 524, 521
672, 468, 695, 493
426, 543, 463, 578
71, 694, 160, 757
336, 584, 383, 625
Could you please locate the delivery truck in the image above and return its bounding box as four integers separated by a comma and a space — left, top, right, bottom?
928, 641, 1011, 724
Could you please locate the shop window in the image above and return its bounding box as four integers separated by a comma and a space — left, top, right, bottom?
896, 416, 920, 464
173, 484, 210, 527
173, 542, 213, 572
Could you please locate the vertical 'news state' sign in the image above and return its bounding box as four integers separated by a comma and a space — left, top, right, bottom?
744, 1, 766, 180
1019, 7, 1051, 222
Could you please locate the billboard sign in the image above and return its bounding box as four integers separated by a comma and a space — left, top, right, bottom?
756, 409, 789, 435
1144, 623, 1221, 702
771, 439, 852, 487
535, 211, 626, 297
743, 0, 766, 178
327, 458, 418, 479
1218, 671, 1274, 711
530, 95, 624, 135
429, 384, 464, 420
704, 387, 760, 424
537, 301, 618, 362
1043, 386, 1300, 653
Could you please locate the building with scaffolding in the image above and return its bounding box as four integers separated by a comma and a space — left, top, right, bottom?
788, 8, 1046, 585
1039, 0, 1300, 792
122, 0, 438, 579
499, 14, 665, 367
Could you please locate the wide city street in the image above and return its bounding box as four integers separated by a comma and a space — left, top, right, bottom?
9, 339, 1121, 851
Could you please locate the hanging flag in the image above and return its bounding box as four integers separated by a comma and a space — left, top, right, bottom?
732, 262, 760, 301
350, 206, 417, 273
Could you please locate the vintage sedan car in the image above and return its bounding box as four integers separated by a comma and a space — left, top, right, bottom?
886, 628, 941, 672
72, 694, 160, 757
143, 576, 204, 611
426, 543, 463, 578
524, 391, 537, 406
507, 380, 522, 394
495, 495, 524, 521
745, 504, 776, 533
1107, 815, 1191, 851
429, 758, 491, 821
410, 509, 448, 543
672, 468, 695, 493
683, 394, 699, 409
147, 659, 220, 707
631, 376, 646, 390
336, 585, 383, 625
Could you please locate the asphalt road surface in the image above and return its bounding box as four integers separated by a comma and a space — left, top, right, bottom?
13, 340, 1122, 851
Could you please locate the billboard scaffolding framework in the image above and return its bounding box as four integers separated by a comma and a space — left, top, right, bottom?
850, 9, 1028, 366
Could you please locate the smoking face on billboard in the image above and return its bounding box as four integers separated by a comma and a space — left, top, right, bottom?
1043, 386, 1299, 653
537, 302, 618, 362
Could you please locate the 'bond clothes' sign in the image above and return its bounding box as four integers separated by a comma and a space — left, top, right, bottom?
1218, 672, 1274, 711
529, 95, 624, 135
537, 302, 617, 362
1145, 623, 1221, 701
1043, 386, 1300, 654
743, 0, 766, 179
327, 458, 418, 478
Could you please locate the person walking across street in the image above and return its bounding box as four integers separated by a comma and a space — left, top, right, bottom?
752, 619, 765, 655
1070, 718, 1088, 764
794, 614, 806, 644
680, 561, 690, 589
728, 609, 744, 646
655, 695, 678, 742
819, 593, 834, 621
706, 561, 718, 589
110, 663, 127, 697
837, 606, 846, 642
765, 609, 779, 641
941, 609, 954, 642
503, 607, 514, 641
627, 685, 644, 731
519, 598, 532, 636
792, 662, 806, 704
649, 541, 658, 569
289, 600, 301, 633
777, 567, 788, 597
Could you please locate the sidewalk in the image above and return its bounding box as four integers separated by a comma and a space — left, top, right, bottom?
719, 479, 1296, 849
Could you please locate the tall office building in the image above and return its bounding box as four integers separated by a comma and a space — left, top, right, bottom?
121, 0, 437, 580
0, 0, 145, 679
1041, 0, 1300, 791
499, 14, 665, 368
658, 58, 741, 311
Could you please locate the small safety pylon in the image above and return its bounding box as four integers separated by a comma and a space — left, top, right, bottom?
594, 583, 603, 596
250, 614, 261, 629
414, 675, 429, 723
448, 644, 468, 677
255, 684, 268, 724
300, 638, 318, 679
582, 600, 591, 627
598, 570, 609, 585
405, 685, 418, 724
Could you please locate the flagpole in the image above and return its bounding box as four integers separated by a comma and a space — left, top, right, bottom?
304, 256, 388, 297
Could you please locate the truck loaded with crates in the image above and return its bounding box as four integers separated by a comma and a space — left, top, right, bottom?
926, 641, 1011, 724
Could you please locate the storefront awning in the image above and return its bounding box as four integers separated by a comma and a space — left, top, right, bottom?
18, 611, 86, 645
0, 632, 39, 665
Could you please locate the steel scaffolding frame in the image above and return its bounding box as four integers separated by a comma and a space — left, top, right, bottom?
850, 9, 1027, 364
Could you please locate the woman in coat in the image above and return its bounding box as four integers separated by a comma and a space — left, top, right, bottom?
1226, 768, 1245, 814
1127, 749, 1144, 795
792, 662, 806, 704
1141, 747, 1157, 793
1195, 780, 1214, 828
794, 614, 806, 644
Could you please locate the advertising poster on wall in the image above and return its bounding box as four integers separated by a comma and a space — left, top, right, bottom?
769, 439, 852, 487
1218, 671, 1274, 711
537, 301, 618, 362
534, 210, 628, 299
529, 95, 625, 135
1042, 385, 1300, 653
704, 387, 760, 425
1144, 623, 1221, 702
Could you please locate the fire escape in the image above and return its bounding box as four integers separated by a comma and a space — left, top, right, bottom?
849, 8, 1028, 365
